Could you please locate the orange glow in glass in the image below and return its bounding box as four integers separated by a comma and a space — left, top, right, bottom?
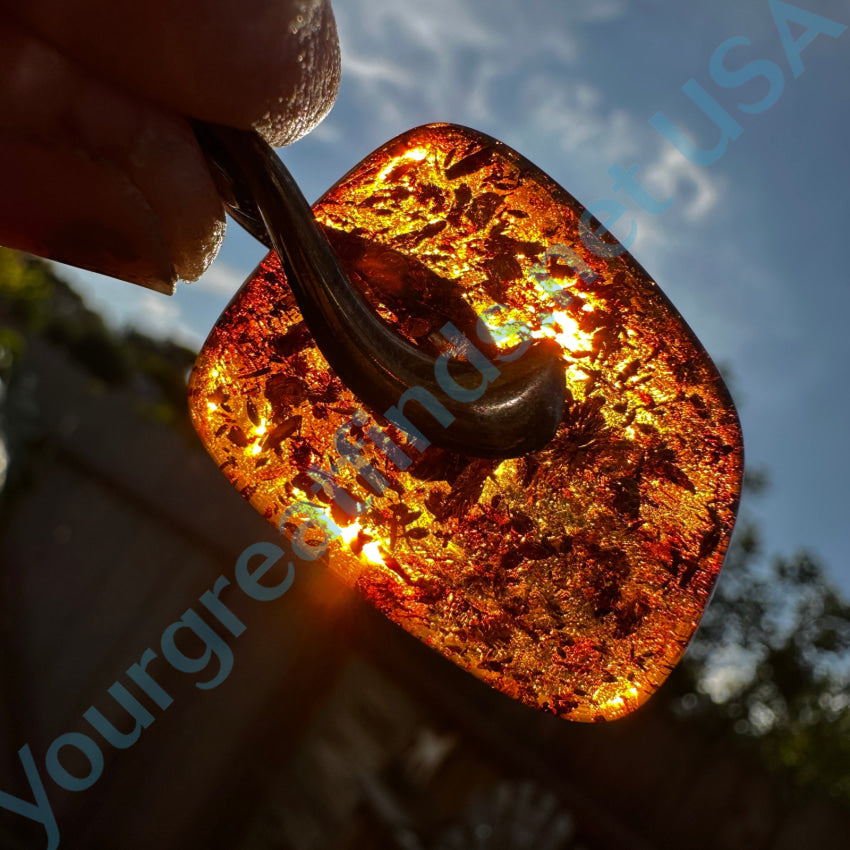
189, 124, 743, 721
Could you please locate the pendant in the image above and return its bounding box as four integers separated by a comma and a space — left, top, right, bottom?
189, 123, 743, 721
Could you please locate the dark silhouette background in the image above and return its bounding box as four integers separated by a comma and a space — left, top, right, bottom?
2, 249, 849, 848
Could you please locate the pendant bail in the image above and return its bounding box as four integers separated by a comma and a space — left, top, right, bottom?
192, 121, 566, 459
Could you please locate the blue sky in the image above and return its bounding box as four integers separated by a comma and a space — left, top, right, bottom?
61, 0, 850, 593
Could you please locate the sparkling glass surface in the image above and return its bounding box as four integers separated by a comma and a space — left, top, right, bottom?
189, 124, 743, 721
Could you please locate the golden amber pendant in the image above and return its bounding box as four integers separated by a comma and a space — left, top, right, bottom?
189, 124, 743, 721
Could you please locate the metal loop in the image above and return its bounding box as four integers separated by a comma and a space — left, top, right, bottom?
193, 121, 565, 458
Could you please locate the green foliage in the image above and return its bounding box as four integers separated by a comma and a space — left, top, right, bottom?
0, 248, 53, 330
674, 510, 850, 805
0, 249, 197, 424
0, 327, 25, 383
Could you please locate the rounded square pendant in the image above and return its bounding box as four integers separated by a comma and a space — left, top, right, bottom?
189, 124, 743, 721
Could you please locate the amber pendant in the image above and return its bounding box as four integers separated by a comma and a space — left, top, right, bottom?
189, 124, 743, 721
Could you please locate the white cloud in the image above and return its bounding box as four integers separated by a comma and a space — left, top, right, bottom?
343, 53, 417, 90
333, 0, 631, 130
337, 0, 501, 59
577, 0, 629, 22
521, 75, 643, 163
307, 117, 343, 144
130, 292, 202, 349
643, 145, 725, 222
335, 1, 492, 126
192, 260, 244, 297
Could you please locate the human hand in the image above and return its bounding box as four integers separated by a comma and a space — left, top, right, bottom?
0, 1, 340, 293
